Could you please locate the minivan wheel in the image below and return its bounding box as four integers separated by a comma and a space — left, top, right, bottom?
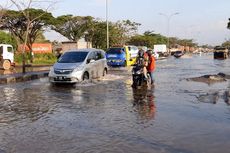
83, 72, 89, 80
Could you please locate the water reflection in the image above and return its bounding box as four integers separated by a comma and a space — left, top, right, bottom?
132, 87, 156, 121
0, 87, 50, 124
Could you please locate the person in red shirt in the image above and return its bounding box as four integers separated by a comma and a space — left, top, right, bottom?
146, 50, 156, 84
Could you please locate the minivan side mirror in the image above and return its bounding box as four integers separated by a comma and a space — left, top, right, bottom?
87, 59, 95, 64
90, 59, 95, 63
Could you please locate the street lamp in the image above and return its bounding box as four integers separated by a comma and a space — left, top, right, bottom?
159, 12, 179, 53
106, 0, 109, 49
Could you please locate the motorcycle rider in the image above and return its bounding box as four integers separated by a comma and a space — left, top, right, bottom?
136, 47, 149, 80
146, 49, 156, 84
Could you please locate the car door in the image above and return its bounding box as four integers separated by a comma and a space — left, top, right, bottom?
94, 51, 104, 78
96, 50, 107, 77
86, 51, 97, 79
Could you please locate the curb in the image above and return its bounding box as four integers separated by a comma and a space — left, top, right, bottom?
0, 71, 49, 85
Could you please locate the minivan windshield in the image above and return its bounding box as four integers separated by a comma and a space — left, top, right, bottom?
107, 48, 124, 54
58, 51, 88, 63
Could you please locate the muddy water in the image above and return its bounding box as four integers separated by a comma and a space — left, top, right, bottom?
0, 53, 230, 153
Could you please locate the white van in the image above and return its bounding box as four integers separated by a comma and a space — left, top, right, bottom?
49, 48, 108, 83
127, 45, 139, 59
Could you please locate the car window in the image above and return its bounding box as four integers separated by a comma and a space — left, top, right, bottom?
101, 51, 105, 58
95, 51, 101, 60
0, 46, 3, 55
95, 51, 105, 60
107, 48, 125, 54
58, 51, 88, 63
87, 51, 96, 61
7, 46, 13, 53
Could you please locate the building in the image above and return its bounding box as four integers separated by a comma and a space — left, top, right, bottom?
61, 39, 92, 52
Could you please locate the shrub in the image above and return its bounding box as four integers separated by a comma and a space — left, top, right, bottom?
14, 53, 57, 65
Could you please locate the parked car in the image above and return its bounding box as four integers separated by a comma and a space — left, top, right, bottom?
106, 47, 126, 66
49, 48, 108, 83
174, 51, 184, 58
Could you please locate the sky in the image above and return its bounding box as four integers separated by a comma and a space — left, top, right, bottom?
2, 0, 230, 45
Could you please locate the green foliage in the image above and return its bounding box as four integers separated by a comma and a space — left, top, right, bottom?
52, 15, 94, 43
1, 8, 54, 63
222, 41, 230, 48
0, 31, 17, 48
33, 53, 57, 65
128, 32, 167, 48
177, 39, 197, 47
15, 53, 57, 65
1, 9, 54, 44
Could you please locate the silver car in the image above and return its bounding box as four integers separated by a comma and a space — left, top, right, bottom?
49, 48, 108, 83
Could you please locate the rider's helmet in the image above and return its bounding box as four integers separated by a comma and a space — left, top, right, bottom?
147, 49, 152, 56
138, 46, 147, 57
138, 49, 144, 57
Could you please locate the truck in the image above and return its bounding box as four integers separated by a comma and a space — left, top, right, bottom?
153, 44, 169, 57
0, 44, 15, 70
213, 46, 229, 59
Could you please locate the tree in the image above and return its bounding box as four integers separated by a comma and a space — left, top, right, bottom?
0, 0, 56, 73
222, 40, 230, 48
89, 21, 121, 50
1, 8, 54, 63
178, 39, 197, 47
52, 15, 94, 48
128, 31, 167, 48
0, 30, 17, 47
115, 20, 141, 45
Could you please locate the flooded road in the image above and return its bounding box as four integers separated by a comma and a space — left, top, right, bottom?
0, 53, 230, 153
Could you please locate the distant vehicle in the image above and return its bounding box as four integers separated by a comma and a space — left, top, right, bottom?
0, 44, 15, 70
152, 49, 159, 59
106, 47, 126, 66
127, 45, 139, 59
153, 44, 169, 57
49, 48, 108, 83
213, 46, 229, 59
174, 51, 184, 58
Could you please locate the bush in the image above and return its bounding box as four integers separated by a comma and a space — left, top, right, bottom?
15, 53, 57, 65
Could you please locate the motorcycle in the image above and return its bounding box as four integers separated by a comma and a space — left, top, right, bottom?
132, 64, 151, 88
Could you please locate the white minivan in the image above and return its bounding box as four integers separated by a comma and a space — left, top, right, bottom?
49, 48, 108, 83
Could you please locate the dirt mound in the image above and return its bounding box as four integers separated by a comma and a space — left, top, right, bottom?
187, 73, 230, 84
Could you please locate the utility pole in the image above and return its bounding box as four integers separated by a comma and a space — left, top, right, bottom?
159, 12, 179, 54
106, 0, 109, 49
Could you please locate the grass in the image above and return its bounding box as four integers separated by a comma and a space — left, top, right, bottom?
14, 53, 57, 65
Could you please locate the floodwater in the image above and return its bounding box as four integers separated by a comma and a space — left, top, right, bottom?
0, 53, 230, 153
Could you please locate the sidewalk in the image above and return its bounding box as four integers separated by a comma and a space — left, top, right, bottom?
0, 71, 49, 85
0, 65, 51, 85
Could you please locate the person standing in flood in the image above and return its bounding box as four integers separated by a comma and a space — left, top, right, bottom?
146, 49, 156, 84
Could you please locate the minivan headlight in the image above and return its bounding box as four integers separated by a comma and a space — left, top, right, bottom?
73, 65, 84, 72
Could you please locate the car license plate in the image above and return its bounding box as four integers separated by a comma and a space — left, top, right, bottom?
108, 55, 117, 58
56, 76, 66, 80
